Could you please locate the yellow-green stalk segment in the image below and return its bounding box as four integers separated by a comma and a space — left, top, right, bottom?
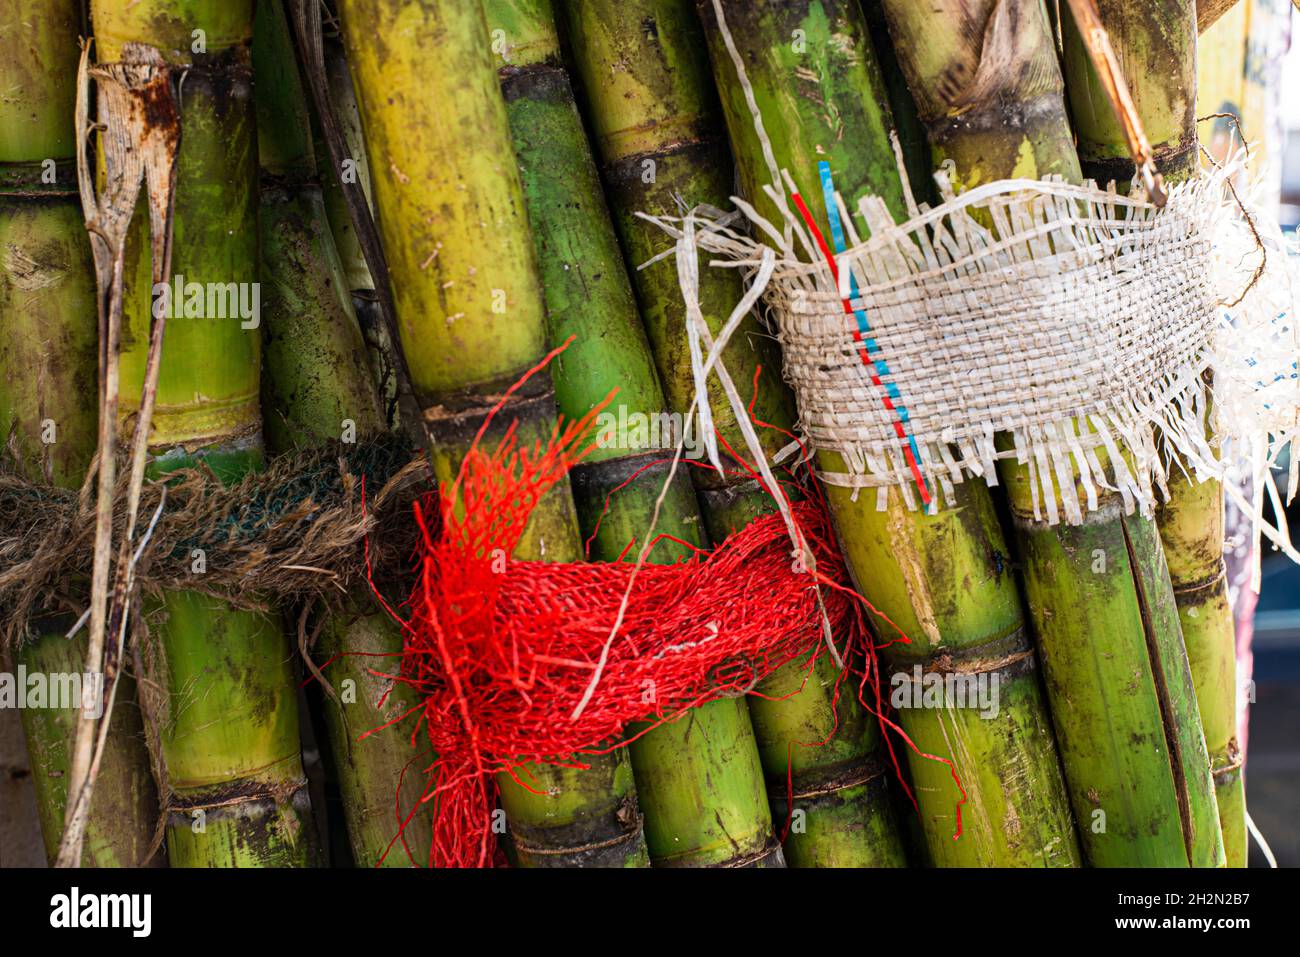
253, 0, 429, 868
0, 0, 160, 867
561, 0, 906, 867
337, 0, 649, 867
882, 0, 1223, 866
1062, 0, 1245, 866
486, 0, 781, 867
878, 0, 1080, 191
697, 0, 1079, 867
93, 0, 317, 867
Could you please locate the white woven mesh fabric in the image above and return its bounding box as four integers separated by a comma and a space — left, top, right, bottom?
642, 155, 1299, 548
771, 175, 1223, 523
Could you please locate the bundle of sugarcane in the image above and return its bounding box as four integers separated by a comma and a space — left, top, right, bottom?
0, 0, 159, 868
483, 0, 781, 867
89, 0, 317, 867
252, 0, 429, 868
6, 0, 1262, 872
876, 0, 1224, 867
335, 0, 652, 867
1061, 0, 1246, 867
559, 0, 910, 867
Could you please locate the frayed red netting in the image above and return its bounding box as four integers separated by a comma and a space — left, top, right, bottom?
369, 348, 963, 868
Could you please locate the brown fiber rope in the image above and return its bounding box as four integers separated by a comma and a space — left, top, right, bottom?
0, 434, 429, 650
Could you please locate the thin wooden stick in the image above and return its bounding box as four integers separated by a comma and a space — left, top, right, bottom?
1063, 0, 1168, 204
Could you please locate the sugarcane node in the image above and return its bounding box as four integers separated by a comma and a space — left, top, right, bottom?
568, 448, 679, 494
603, 135, 721, 187
422, 395, 562, 450
0, 158, 80, 194
419, 368, 556, 429
1077, 136, 1200, 190
701, 834, 785, 868
507, 797, 646, 861
1169, 569, 1232, 600
164, 784, 314, 851
165, 775, 308, 813
921, 92, 1066, 145
101, 42, 250, 130
497, 62, 569, 104
767, 752, 890, 801
257, 170, 313, 196
888, 626, 1036, 678
1006, 492, 1128, 527
696, 477, 771, 509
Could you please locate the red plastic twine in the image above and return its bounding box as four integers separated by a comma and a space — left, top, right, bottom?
378, 346, 964, 867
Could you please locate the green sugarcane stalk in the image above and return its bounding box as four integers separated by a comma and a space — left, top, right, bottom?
92, 0, 317, 867
252, 0, 429, 868
485, 0, 781, 868
337, 0, 650, 867
561, 0, 907, 867
878, 0, 1081, 192
1061, 0, 1245, 867
881, 0, 1224, 867
695, 0, 1079, 868
0, 1, 160, 868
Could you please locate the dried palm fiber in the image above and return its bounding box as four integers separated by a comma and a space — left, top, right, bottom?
485, 0, 781, 868
253, 0, 430, 868
84, 0, 320, 867
560, 0, 908, 867
660, 0, 1248, 867
1062, 0, 1247, 866
0, 0, 159, 867
335, 0, 651, 867
690, 0, 1079, 866
0, 434, 424, 649
397, 367, 890, 869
